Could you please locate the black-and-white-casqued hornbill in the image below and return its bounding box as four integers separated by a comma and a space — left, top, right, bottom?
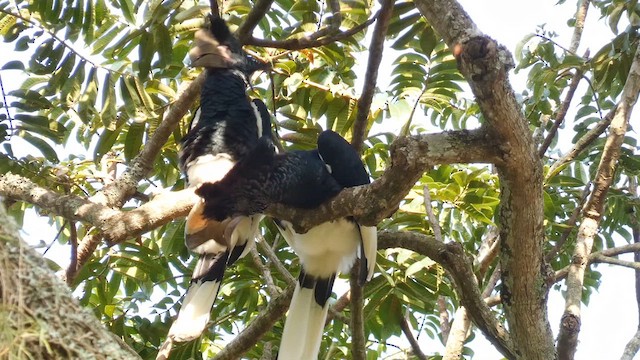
162, 15, 270, 347
196, 131, 377, 360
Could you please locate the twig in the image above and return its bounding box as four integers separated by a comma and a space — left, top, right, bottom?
538, 67, 585, 157
257, 237, 295, 286
326, 290, 351, 323
588, 255, 640, 270
244, 14, 377, 51
351, 0, 394, 152
399, 311, 427, 360
250, 247, 279, 297
42, 220, 67, 256
64, 222, 78, 285
0, 72, 13, 136
546, 110, 613, 180
554, 243, 640, 281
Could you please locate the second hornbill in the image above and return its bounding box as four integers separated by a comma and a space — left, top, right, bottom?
196, 130, 378, 360
163, 15, 270, 346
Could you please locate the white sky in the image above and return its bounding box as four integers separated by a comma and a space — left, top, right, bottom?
8, 1, 640, 359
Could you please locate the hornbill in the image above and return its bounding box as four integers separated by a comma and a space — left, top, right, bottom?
161, 14, 269, 350
196, 130, 377, 360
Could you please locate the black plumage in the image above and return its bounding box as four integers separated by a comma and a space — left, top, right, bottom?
159, 15, 270, 354
196, 130, 377, 359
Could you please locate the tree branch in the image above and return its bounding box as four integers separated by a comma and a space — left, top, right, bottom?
569, 0, 591, 54
538, 0, 591, 157
546, 110, 613, 180
414, 0, 554, 357
211, 284, 295, 360
250, 247, 280, 297
243, 14, 377, 50
1, 128, 500, 251
621, 178, 640, 360
555, 243, 640, 281
399, 311, 428, 360
65, 72, 205, 281
538, 67, 585, 157
351, 0, 394, 152
378, 230, 515, 359
558, 42, 640, 360
267, 129, 502, 231
236, 0, 274, 43
349, 264, 367, 360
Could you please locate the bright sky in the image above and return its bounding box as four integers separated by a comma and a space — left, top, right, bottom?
9, 1, 639, 359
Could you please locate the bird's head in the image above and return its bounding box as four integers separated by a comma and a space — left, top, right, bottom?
189, 15, 270, 80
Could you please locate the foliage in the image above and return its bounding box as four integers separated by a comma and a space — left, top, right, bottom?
0, 0, 638, 359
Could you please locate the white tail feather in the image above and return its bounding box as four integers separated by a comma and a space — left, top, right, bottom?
360, 225, 378, 281
278, 283, 330, 360
167, 279, 221, 342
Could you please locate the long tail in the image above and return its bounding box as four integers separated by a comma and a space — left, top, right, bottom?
278, 271, 335, 360
358, 224, 378, 285
167, 251, 228, 342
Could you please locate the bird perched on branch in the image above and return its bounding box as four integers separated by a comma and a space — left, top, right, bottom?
196, 130, 377, 360
158, 15, 270, 358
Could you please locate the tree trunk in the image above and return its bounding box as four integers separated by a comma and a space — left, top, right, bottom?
0, 202, 140, 359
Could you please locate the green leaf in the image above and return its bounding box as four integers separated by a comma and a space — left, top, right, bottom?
154, 24, 173, 68
20, 132, 59, 162
124, 122, 145, 162
118, 0, 136, 23
100, 72, 118, 129
138, 30, 152, 80
1, 60, 24, 70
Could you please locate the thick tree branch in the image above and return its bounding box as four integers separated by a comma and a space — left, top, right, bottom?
351, 0, 394, 152
558, 43, 640, 360
268, 129, 502, 231
378, 230, 515, 359
0, 130, 500, 246
415, 1, 554, 357
349, 264, 367, 360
